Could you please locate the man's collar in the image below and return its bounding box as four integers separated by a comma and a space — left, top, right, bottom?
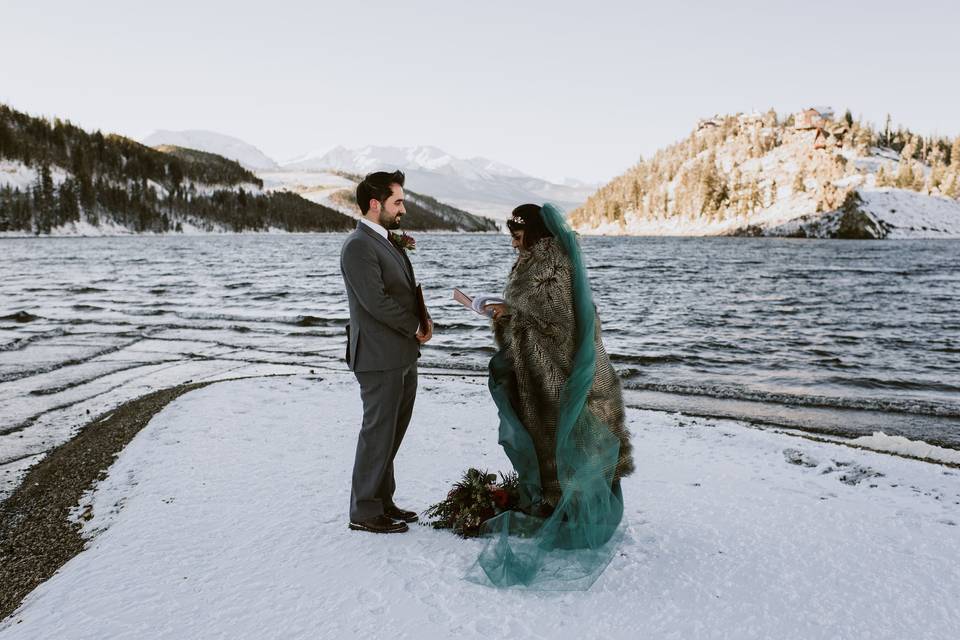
359, 216, 388, 239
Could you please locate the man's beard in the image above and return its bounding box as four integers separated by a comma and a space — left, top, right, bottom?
378, 209, 401, 230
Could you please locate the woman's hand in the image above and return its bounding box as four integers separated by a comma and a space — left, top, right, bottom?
484, 303, 509, 321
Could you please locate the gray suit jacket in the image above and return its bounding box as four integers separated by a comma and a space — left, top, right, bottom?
340, 222, 423, 372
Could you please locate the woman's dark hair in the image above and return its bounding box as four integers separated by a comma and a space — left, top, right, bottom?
356, 170, 405, 214
506, 203, 553, 249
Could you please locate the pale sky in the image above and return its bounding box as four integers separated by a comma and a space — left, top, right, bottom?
2, 0, 958, 183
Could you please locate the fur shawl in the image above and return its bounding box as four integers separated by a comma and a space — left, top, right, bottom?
494, 237, 635, 506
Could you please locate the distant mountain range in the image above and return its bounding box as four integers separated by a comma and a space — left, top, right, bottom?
141, 132, 597, 221
0, 105, 497, 235
568, 109, 960, 239
11, 108, 955, 239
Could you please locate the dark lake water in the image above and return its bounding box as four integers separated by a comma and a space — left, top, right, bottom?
2, 233, 959, 456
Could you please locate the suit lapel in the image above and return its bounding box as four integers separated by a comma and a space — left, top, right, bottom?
357, 222, 416, 288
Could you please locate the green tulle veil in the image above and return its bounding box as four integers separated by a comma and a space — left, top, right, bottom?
466, 203, 626, 590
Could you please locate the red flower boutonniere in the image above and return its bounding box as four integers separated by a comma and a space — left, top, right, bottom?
389, 231, 416, 252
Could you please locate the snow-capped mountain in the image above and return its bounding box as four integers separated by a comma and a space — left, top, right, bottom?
282, 145, 527, 180
278, 145, 595, 220
142, 130, 279, 171
139, 134, 595, 221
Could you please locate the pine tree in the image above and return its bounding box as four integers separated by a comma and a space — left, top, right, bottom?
764, 108, 778, 128
57, 178, 80, 224
749, 179, 763, 212
33, 164, 57, 234
793, 171, 806, 193
943, 172, 959, 199
896, 140, 917, 188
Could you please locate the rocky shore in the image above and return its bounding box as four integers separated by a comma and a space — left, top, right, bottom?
0, 381, 216, 620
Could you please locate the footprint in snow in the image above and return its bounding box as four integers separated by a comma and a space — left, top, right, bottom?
783, 448, 819, 468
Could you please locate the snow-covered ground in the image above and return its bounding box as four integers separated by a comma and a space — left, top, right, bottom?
859, 188, 960, 237
2, 374, 958, 639
258, 170, 358, 215
0, 159, 70, 191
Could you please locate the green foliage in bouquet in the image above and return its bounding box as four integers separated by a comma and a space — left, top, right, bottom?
423, 468, 521, 538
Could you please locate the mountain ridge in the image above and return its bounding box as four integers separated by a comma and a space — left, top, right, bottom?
143, 130, 279, 171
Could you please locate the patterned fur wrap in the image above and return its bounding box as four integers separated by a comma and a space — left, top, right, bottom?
493, 237, 635, 506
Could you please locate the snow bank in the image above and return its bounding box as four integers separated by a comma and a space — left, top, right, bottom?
858, 188, 960, 238
2, 374, 958, 639
849, 431, 960, 464
0, 159, 70, 191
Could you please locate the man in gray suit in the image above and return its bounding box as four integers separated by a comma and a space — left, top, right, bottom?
340, 170, 433, 534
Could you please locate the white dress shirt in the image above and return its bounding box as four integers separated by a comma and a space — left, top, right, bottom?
359, 217, 389, 240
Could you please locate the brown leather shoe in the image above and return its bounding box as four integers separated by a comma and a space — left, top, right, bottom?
348, 515, 409, 534
384, 506, 419, 523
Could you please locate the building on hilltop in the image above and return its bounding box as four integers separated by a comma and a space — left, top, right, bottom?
696, 116, 724, 134
795, 106, 834, 130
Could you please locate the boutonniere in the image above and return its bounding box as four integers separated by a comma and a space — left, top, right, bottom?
389, 231, 416, 252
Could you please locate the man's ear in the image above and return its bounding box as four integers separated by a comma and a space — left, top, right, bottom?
369, 199, 380, 213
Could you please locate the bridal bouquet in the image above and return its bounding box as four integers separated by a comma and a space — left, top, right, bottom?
423, 468, 520, 538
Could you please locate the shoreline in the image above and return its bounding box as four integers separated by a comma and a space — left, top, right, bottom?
622, 388, 960, 452
0, 229, 506, 240
4, 233, 960, 240
0, 377, 286, 620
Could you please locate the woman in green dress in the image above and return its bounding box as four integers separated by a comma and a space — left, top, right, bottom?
471, 203, 635, 590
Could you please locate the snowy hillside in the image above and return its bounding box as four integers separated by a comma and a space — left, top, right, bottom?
762, 188, 960, 239
0, 104, 353, 236
143, 130, 279, 171
570, 110, 960, 238
279, 145, 595, 220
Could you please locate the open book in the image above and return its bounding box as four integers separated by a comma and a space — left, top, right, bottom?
453, 288, 505, 318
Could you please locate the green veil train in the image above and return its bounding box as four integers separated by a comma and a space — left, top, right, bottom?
466, 203, 627, 590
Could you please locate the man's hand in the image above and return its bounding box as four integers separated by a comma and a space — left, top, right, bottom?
484, 303, 509, 321
416, 318, 433, 344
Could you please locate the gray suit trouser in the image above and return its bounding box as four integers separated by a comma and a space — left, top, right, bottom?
350, 361, 418, 521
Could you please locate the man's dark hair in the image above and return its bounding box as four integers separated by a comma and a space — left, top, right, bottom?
506, 203, 553, 249
356, 170, 405, 214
